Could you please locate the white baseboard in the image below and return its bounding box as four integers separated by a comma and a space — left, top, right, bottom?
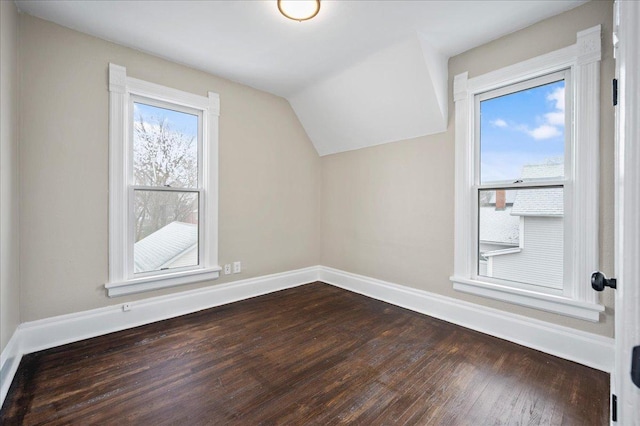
0, 332, 21, 406
18, 266, 319, 355
0, 266, 318, 408
319, 266, 614, 373
1, 264, 614, 409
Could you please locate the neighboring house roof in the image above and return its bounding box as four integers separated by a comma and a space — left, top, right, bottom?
479, 206, 520, 245
134, 221, 197, 273
521, 162, 563, 180
511, 187, 563, 216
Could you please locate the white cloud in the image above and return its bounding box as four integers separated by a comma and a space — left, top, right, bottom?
547, 87, 565, 112
544, 86, 565, 127
489, 85, 566, 142
528, 124, 561, 140
544, 111, 565, 126
516, 86, 565, 140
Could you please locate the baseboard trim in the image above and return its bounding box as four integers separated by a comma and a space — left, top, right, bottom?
18, 266, 319, 355
319, 266, 614, 373
0, 331, 21, 407
0, 266, 319, 408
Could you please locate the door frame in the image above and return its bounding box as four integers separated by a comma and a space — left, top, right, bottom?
613, 0, 640, 423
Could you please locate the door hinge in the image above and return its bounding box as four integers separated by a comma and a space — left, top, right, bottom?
613, 78, 618, 106
612, 394, 617, 422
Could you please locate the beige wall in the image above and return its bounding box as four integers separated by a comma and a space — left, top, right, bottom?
18, 15, 321, 322
1, 0, 21, 352
321, 0, 615, 337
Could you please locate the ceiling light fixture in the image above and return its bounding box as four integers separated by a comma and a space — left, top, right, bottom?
278, 0, 320, 22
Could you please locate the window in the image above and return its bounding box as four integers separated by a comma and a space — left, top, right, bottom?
106, 64, 220, 297
450, 26, 603, 321
477, 72, 568, 293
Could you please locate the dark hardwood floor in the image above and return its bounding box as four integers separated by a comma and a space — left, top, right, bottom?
1, 282, 609, 425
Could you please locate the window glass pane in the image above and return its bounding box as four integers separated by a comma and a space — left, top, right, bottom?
134, 190, 199, 274
133, 102, 198, 188
480, 80, 565, 185
478, 188, 563, 290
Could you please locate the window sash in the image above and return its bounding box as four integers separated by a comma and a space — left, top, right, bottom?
130, 95, 204, 190
472, 71, 571, 297
131, 185, 203, 193
128, 186, 205, 281
127, 96, 205, 281
476, 181, 565, 191
474, 185, 565, 293
473, 69, 571, 188
129, 187, 203, 279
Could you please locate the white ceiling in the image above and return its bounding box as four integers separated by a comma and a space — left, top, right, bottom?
15, 0, 588, 155
290, 34, 449, 156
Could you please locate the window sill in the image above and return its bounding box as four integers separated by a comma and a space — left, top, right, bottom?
106, 266, 222, 297
450, 276, 604, 322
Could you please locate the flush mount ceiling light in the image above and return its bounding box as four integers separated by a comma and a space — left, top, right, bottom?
278, 0, 320, 22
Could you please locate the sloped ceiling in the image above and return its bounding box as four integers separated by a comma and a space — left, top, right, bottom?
290, 33, 448, 156
15, 0, 588, 156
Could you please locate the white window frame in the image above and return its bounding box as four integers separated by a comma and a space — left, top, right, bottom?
476, 70, 569, 295
106, 64, 220, 297
450, 26, 604, 321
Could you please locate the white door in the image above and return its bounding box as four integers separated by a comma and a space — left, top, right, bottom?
613, 1, 640, 423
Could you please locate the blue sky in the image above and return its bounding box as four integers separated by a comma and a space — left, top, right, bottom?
480, 80, 565, 184
133, 102, 198, 136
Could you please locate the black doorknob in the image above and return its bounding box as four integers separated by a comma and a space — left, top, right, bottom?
591, 271, 617, 291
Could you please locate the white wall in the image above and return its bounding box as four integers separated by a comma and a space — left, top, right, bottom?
321, 0, 615, 337
0, 0, 20, 352
17, 14, 321, 322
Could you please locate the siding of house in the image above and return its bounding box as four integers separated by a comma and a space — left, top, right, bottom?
490, 217, 563, 290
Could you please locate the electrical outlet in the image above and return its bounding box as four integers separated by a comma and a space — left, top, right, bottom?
224, 264, 231, 275
122, 303, 131, 312
233, 261, 241, 274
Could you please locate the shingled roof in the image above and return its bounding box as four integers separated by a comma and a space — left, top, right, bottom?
479, 206, 520, 245
521, 162, 563, 180
511, 187, 563, 216
134, 221, 198, 273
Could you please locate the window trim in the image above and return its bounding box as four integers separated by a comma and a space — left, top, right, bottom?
106, 64, 221, 297
450, 26, 603, 321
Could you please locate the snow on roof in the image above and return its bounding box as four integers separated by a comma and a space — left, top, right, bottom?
479, 206, 520, 245
511, 187, 563, 216
134, 221, 197, 273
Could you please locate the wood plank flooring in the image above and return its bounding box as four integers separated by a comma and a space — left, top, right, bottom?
1, 282, 609, 425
